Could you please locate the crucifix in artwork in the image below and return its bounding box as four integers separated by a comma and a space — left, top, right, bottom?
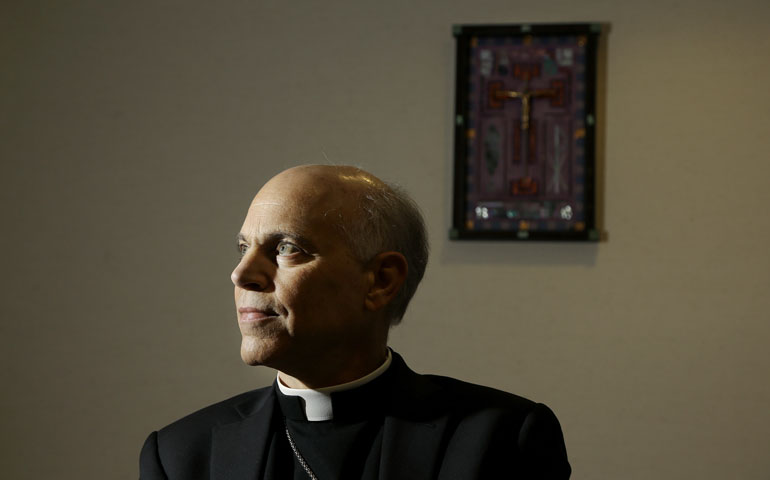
484, 55, 569, 198
489, 64, 565, 195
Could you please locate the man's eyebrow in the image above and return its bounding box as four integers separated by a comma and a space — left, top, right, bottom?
236, 232, 317, 250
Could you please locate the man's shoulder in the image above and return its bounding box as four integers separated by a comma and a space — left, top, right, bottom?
390, 352, 538, 417
157, 385, 273, 441
392, 358, 570, 477
412, 371, 551, 429
141, 386, 276, 478
424, 372, 536, 408
422, 372, 567, 439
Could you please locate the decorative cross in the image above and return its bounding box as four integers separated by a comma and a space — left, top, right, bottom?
488, 69, 563, 195
491, 79, 558, 132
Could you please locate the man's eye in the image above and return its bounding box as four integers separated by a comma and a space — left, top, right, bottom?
237, 244, 248, 256
277, 242, 300, 256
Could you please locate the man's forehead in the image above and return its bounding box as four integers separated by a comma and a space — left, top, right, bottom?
241, 191, 347, 236
246, 194, 342, 216
249, 175, 351, 215
239, 165, 373, 235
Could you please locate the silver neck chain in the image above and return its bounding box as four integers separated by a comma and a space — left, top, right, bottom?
284, 422, 318, 480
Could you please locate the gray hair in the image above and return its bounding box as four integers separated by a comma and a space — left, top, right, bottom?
344, 182, 429, 325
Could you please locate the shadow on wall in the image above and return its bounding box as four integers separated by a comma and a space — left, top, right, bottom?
441, 240, 599, 267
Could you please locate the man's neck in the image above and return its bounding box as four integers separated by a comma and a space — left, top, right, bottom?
277, 347, 389, 390
276, 349, 393, 421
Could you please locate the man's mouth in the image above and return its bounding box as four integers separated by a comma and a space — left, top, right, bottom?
238, 307, 279, 323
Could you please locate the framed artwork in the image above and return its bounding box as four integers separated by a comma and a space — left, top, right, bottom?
451, 23, 602, 241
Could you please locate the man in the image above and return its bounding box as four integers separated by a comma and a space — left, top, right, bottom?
140, 165, 570, 479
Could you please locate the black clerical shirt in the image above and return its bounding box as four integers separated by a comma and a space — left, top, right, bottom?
265, 362, 397, 480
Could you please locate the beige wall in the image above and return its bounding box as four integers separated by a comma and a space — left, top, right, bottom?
2, 0, 769, 478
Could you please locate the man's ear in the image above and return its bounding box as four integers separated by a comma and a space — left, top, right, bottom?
364, 251, 408, 312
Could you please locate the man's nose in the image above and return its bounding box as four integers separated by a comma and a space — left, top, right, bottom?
231, 251, 273, 291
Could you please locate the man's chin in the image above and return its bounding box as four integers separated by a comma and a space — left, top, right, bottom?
240, 352, 261, 366
240, 345, 264, 366
240, 338, 278, 367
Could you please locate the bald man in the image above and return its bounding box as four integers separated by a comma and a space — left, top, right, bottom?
140, 165, 571, 479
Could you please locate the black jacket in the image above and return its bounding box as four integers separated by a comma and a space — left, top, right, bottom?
140, 351, 570, 479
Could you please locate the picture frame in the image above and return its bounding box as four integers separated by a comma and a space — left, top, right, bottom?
451, 23, 602, 241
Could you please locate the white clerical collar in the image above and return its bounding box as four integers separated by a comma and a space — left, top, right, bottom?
276, 349, 393, 421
